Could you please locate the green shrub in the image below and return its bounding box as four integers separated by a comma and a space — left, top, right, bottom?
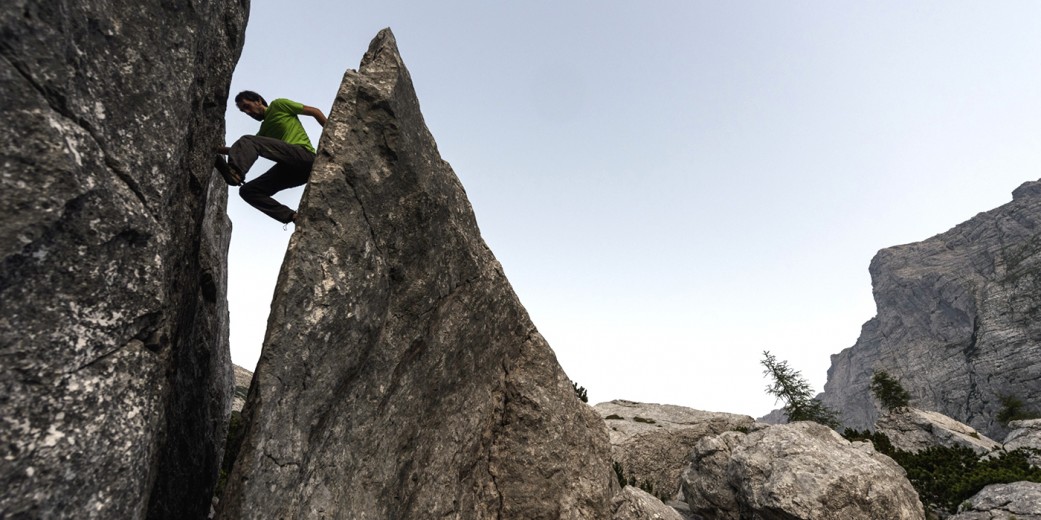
870, 370, 911, 412
997, 394, 1039, 425
842, 428, 895, 454
842, 429, 1041, 514
761, 351, 839, 428
572, 381, 588, 403
612, 460, 671, 502
605, 414, 624, 420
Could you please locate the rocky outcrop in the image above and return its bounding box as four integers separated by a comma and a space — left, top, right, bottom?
681, 422, 925, 520
231, 364, 253, 413
876, 407, 1002, 455
1002, 419, 1041, 466
0, 1, 246, 518
217, 29, 615, 519
611, 487, 685, 520
822, 180, 1041, 438
949, 482, 1041, 520
596, 400, 754, 500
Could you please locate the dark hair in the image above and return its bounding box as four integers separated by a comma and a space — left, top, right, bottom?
234, 90, 267, 106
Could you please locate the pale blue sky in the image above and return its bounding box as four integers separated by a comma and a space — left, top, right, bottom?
225, 1, 1041, 417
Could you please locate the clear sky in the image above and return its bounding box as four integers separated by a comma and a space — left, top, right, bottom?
224, 1, 1041, 418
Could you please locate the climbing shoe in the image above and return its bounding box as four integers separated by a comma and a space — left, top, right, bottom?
214, 155, 243, 186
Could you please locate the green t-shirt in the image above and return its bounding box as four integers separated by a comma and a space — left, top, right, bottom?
257, 98, 315, 153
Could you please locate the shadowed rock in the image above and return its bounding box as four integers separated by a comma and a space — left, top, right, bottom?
822, 180, 1041, 438
217, 28, 615, 519
0, 1, 247, 518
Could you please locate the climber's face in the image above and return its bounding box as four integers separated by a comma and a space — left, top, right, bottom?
237, 99, 266, 121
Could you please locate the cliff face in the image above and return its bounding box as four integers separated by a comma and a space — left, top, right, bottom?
822, 180, 1041, 438
0, 1, 247, 518
218, 29, 616, 519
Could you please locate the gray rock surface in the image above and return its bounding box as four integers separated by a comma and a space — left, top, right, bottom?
217, 29, 615, 519
876, 407, 1002, 455
596, 400, 754, 500
611, 486, 685, 520
1003, 419, 1041, 466
681, 422, 925, 520
949, 481, 1041, 520
231, 364, 253, 413
0, 1, 246, 518
821, 180, 1041, 439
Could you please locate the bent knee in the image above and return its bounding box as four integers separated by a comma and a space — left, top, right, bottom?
239, 183, 259, 200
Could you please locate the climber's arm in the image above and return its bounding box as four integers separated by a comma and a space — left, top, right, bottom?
302, 105, 327, 127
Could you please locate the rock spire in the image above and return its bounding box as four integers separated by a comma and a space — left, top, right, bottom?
217, 29, 615, 519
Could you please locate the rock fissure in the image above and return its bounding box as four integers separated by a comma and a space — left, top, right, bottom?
263, 451, 300, 470
69, 340, 135, 373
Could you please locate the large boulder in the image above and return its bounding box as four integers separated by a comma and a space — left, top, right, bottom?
821, 180, 1041, 439
949, 482, 1041, 520
216, 29, 615, 519
681, 422, 925, 520
876, 407, 1002, 455
1002, 419, 1041, 467
0, 1, 247, 518
596, 400, 754, 500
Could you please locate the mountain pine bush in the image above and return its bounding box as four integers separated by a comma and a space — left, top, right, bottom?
843, 429, 1041, 513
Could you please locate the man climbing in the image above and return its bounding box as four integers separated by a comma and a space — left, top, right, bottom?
215, 90, 327, 224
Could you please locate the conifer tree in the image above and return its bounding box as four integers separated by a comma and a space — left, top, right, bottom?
761, 350, 839, 428
870, 370, 911, 412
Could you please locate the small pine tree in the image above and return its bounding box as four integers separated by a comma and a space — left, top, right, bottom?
997, 394, 1039, 425
870, 370, 911, 412
572, 381, 588, 403
761, 350, 839, 429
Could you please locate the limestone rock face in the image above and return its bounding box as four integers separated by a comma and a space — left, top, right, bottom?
1002, 419, 1041, 467
876, 408, 1002, 455
596, 400, 754, 500
681, 422, 925, 520
822, 180, 1041, 438
611, 486, 685, 520
949, 482, 1041, 520
217, 29, 615, 519
0, 1, 246, 518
